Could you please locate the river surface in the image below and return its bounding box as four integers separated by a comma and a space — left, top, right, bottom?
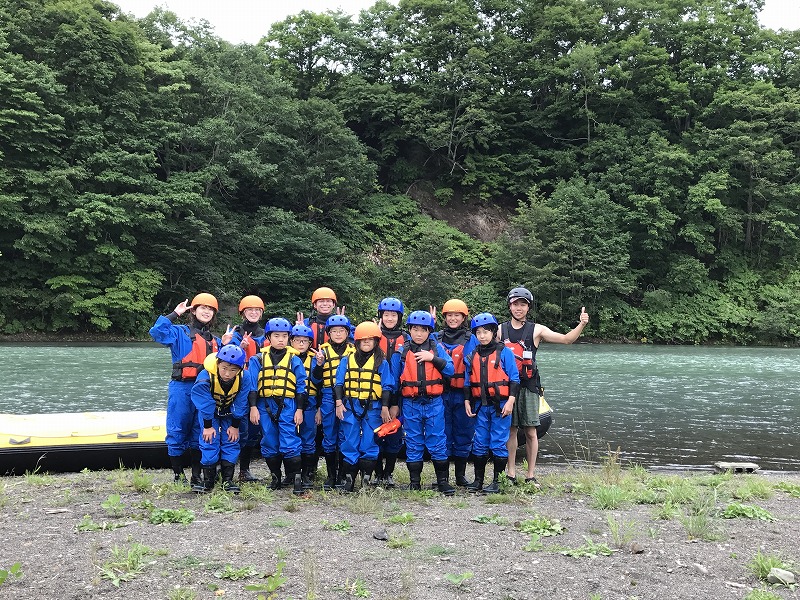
2, 343, 798, 470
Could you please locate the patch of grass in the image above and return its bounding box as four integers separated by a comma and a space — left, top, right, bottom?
239, 483, 274, 503
732, 478, 773, 501
284, 498, 301, 512
600, 446, 623, 485
471, 514, 509, 526
695, 471, 733, 488
743, 590, 783, 600
678, 513, 725, 541
652, 500, 679, 520
387, 531, 414, 549
346, 489, 385, 516
426, 544, 456, 557
523, 534, 544, 552
444, 571, 473, 588
322, 519, 352, 532
99, 542, 153, 587
607, 514, 638, 549
630, 487, 661, 505
748, 551, 792, 582
483, 493, 517, 505
387, 512, 415, 525
244, 560, 287, 595
23, 468, 54, 486
76, 515, 129, 532
554, 536, 613, 558
0, 562, 23, 586
591, 485, 627, 510
101, 494, 125, 517
517, 515, 564, 537
405, 489, 438, 503
149, 508, 195, 524
720, 503, 775, 521
204, 491, 235, 514
167, 588, 196, 600
215, 565, 258, 581
344, 576, 370, 598
659, 478, 697, 505
774, 481, 800, 498
131, 468, 154, 492
270, 516, 294, 528
304, 548, 318, 600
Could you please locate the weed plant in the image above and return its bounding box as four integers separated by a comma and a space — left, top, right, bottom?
426, 544, 456, 557
204, 490, 235, 514
148, 507, 195, 524
517, 515, 564, 537
99, 542, 153, 587
168, 588, 197, 600
748, 551, 792, 582
720, 503, 775, 521
387, 531, 414, 549
387, 512, 415, 525
591, 485, 627, 509
743, 591, 782, 600
471, 514, 509, 525
101, 494, 125, 517
732, 478, 774, 501
607, 514, 638, 549
652, 500, 679, 520
0, 562, 23, 586
774, 481, 800, 498
444, 572, 473, 588
678, 512, 724, 541
215, 565, 258, 580
554, 536, 613, 558
76, 515, 128, 532
131, 468, 154, 492
239, 484, 274, 504
322, 519, 351, 532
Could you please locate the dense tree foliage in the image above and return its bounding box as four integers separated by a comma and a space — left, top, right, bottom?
0, 0, 798, 344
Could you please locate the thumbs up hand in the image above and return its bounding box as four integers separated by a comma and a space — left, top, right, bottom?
579, 306, 589, 325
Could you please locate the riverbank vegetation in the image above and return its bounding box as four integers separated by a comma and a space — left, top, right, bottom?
1, 0, 799, 344
0, 459, 798, 598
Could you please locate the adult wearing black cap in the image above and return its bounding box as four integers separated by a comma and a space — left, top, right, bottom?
498, 287, 589, 485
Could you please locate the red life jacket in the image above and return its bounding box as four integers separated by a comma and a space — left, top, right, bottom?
379, 332, 405, 361
399, 340, 445, 398
443, 343, 466, 389
172, 331, 218, 381
310, 320, 329, 347
467, 346, 510, 401
500, 321, 536, 380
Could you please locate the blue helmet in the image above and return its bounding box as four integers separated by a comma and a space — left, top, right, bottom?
291, 324, 314, 339
406, 310, 435, 329
378, 297, 404, 316
266, 317, 293, 334
217, 344, 246, 368
470, 312, 499, 332
325, 314, 351, 331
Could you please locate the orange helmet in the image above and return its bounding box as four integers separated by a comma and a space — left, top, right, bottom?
311, 287, 337, 304
354, 321, 382, 341
238, 295, 264, 312
442, 299, 469, 317
191, 293, 218, 311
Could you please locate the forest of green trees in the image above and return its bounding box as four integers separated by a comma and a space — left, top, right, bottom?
1, 0, 799, 344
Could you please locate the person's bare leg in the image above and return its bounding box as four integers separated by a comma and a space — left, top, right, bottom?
525, 427, 539, 478
506, 426, 519, 478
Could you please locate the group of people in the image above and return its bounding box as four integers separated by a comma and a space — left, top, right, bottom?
149, 287, 589, 495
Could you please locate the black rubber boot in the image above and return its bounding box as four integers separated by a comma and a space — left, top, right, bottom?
220, 461, 240, 494
170, 455, 187, 483
323, 451, 338, 491
373, 454, 385, 484
407, 461, 424, 491
483, 457, 507, 494
454, 457, 470, 486
238, 446, 259, 482
465, 455, 487, 493
301, 454, 316, 490
383, 454, 398, 488
194, 465, 216, 493
336, 460, 358, 492
189, 449, 203, 487
284, 455, 303, 495
359, 458, 378, 487
433, 460, 456, 496
266, 456, 283, 490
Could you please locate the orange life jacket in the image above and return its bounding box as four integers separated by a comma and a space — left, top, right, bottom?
443, 343, 466, 389
172, 331, 218, 381
399, 341, 445, 398
310, 320, 329, 347
500, 321, 537, 380
379, 332, 405, 361
467, 346, 510, 402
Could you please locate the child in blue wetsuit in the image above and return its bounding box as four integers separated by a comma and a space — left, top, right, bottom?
437, 299, 478, 487
247, 318, 308, 495
334, 321, 396, 492
391, 310, 455, 495
373, 297, 407, 487
149, 293, 221, 485
312, 315, 355, 490
191, 345, 250, 493
221, 295, 267, 483
290, 323, 322, 489
464, 313, 520, 494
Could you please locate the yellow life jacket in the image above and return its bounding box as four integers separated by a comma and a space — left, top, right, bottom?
256, 347, 298, 399
343, 354, 383, 403
203, 353, 243, 413
319, 342, 355, 388
298, 351, 319, 397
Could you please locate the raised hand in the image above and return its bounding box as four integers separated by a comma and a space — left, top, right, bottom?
336, 306, 346, 315
174, 299, 190, 315
296, 311, 305, 325
579, 306, 589, 325
221, 324, 234, 345
240, 331, 252, 349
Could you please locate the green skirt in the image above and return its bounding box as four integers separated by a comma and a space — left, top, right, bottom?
511, 387, 540, 428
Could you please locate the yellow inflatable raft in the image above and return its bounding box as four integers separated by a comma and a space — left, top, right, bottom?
0, 411, 168, 475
